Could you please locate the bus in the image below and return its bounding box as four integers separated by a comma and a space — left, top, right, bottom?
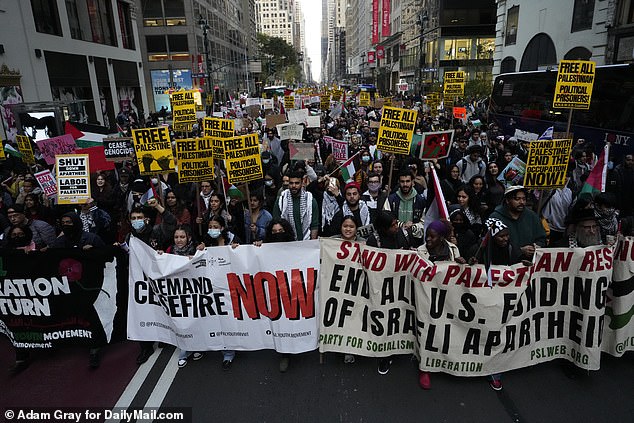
489, 64, 634, 156
262, 85, 287, 98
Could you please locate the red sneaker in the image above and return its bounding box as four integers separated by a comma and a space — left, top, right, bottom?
419, 371, 431, 390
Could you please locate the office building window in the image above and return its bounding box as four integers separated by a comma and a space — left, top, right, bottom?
572, 0, 595, 32
117, 1, 135, 50
65, 0, 116, 46
505, 6, 518, 46
31, 0, 62, 36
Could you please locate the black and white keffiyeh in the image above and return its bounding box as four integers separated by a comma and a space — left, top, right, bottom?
485, 217, 507, 237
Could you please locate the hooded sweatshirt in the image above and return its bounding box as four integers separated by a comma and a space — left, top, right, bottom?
489, 204, 546, 262
50, 212, 105, 249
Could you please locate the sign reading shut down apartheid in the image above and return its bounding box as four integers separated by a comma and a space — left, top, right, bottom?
224, 133, 263, 184
175, 138, 214, 183
171, 90, 197, 131
203, 117, 234, 160
319, 238, 616, 375
524, 139, 573, 189
0, 248, 117, 349
55, 154, 91, 204
376, 106, 417, 154
131, 127, 175, 175
553, 60, 595, 110
127, 238, 320, 353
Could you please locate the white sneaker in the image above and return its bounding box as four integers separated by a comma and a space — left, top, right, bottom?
177, 359, 188, 368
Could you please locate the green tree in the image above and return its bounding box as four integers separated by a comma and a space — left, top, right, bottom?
257, 33, 302, 84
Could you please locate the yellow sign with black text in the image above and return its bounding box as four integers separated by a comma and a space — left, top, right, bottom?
553, 60, 595, 110
359, 92, 371, 107
524, 139, 573, 189
175, 138, 214, 183
171, 90, 197, 131
131, 127, 175, 175
443, 71, 465, 97
377, 106, 417, 154
203, 117, 234, 160
320, 94, 331, 111
224, 133, 263, 184
284, 95, 295, 111
16, 135, 35, 164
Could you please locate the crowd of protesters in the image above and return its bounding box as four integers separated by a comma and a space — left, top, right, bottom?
2, 95, 634, 391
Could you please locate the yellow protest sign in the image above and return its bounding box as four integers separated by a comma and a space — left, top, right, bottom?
553, 60, 595, 110
320, 94, 331, 111
332, 90, 343, 102
131, 127, 175, 175
523, 139, 573, 189
443, 71, 465, 97
171, 90, 197, 131
224, 133, 263, 184
377, 106, 417, 154
203, 117, 234, 159
0, 137, 5, 161
284, 95, 295, 111
175, 138, 214, 183
16, 135, 35, 164
359, 92, 371, 107
383, 97, 392, 107
55, 154, 91, 204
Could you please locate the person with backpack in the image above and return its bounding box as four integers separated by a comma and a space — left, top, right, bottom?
456, 145, 486, 183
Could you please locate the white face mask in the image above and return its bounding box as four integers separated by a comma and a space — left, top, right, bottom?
208, 228, 221, 238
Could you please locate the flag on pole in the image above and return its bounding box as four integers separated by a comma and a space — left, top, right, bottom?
139, 188, 155, 205
579, 143, 610, 197
222, 177, 244, 200
340, 156, 356, 182
538, 126, 553, 140
424, 166, 449, 233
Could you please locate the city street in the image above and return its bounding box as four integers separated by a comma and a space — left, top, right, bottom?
2, 340, 633, 423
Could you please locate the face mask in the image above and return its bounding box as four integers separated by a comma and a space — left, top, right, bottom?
270, 232, 290, 243
368, 182, 381, 192
262, 159, 270, 164
62, 224, 75, 233
607, 161, 614, 170
265, 180, 274, 187
362, 156, 371, 163
131, 220, 146, 231
208, 228, 222, 238
151, 178, 159, 185
452, 222, 467, 232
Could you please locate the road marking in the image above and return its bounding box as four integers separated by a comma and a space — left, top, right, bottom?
137, 348, 180, 422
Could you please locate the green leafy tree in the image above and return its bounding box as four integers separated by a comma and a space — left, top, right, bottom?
257, 33, 302, 84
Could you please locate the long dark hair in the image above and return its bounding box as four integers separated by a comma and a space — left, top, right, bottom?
264, 218, 295, 243
457, 185, 482, 215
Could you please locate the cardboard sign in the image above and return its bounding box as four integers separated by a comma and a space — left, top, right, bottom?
289, 142, 314, 162
276, 123, 304, 141
203, 118, 234, 160
34, 169, 57, 199
306, 116, 321, 128
131, 127, 175, 175
383, 97, 392, 107
524, 139, 573, 189
377, 106, 417, 154
55, 154, 91, 204
103, 137, 134, 162
36, 134, 77, 165
175, 138, 214, 183
359, 92, 371, 107
370, 120, 381, 128
514, 129, 539, 142
443, 71, 465, 97
16, 135, 35, 165
553, 60, 595, 110
263, 99, 274, 110
266, 114, 287, 127
498, 157, 527, 188
224, 134, 263, 184
246, 105, 261, 118
417, 130, 454, 160
287, 108, 309, 125
171, 90, 198, 131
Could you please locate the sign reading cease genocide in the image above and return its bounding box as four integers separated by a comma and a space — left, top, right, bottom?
377, 106, 417, 154
224, 133, 263, 184
553, 60, 595, 110
131, 127, 175, 175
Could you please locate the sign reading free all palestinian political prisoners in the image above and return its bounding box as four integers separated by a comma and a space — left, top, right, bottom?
16, 135, 35, 165
171, 90, 197, 131
0, 248, 117, 349
553, 60, 595, 110
319, 238, 616, 375
203, 117, 234, 160
131, 127, 175, 175
127, 238, 320, 353
55, 154, 91, 205
376, 106, 417, 154
224, 133, 263, 184
524, 139, 573, 189
175, 138, 214, 183
443, 71, 465, 97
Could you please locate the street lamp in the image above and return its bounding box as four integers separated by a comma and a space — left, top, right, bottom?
417, 11, 429, 96
199, 15, 213, 112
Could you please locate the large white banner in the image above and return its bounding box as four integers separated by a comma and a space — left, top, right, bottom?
128, 238, 320, 353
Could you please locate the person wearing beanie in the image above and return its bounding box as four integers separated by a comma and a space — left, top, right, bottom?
2, 204, 56, 249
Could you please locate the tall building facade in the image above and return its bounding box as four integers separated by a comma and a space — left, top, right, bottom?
136, 0, 256, 110
255, 0, 295, 46
0, 0, 146, 137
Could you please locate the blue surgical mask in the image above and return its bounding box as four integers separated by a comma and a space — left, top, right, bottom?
208, 228, 221, 238
131, 220, 145, 231
362, 156, 371, 163
607, 161, 614, 170
262, 159, 270, 164
265, 180, 274, 187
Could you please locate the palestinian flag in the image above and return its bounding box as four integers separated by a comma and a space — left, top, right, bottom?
64, 121, 85, 140
4, 143, 22, 158
341, 156, 356, 182
424, 166, 449, 233
579, 142, 610, 197
223, 177, 244, 200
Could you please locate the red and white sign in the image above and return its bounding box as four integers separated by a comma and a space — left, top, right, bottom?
398, 82, 409, 92
382, 0, 391, 37
367, 51, 376, 64
34, 170, 57, 199
372, 0, 379, 44
377, 46, 385, 60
